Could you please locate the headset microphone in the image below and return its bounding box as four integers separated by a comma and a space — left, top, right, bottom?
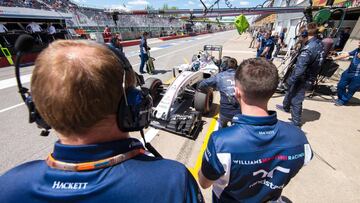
14, 34, 51, 137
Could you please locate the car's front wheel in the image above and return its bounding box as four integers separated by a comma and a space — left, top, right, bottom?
194, 89, 213, 114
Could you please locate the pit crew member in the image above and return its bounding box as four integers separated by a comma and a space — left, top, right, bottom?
332, 41, 360, 106
198, 58, 240, 128
0, 40, 203, 203
277, 23, 325, 127
198, 58, 313, 202
139, 32, 150, 74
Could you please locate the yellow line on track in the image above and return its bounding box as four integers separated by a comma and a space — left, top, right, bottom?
189, 114, 218, 179
163, 77, 175, 85
160, 76, 218, 180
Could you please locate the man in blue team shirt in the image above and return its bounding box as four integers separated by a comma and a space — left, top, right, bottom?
198, 58, 240, 128
139, 31, 150, 74
259, 31, 275, 60
256, 30, 265, 57
0, 40, 203, 203
198, 58, 313, 202
332, 41, 360, 106
277, 23, 324, 127
274, 28, 287, 58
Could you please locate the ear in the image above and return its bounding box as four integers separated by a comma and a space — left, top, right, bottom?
234, 86, 242, 102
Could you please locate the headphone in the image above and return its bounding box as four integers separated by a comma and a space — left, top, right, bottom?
113, 51, 153, 132
15, 34, 51, 136
15, 34, 153, 136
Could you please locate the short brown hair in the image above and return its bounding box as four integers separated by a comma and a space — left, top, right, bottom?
31, 40, 135, 135
235, 58, 279, 101
307, 22, 318, 36
228, 58, 238, 69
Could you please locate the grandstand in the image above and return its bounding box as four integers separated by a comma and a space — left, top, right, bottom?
0, 0, 219, 67
0, 0, 183, 36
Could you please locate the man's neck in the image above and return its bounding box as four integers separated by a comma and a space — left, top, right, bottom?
240, 100, 269, 117
58, 116, 129, 145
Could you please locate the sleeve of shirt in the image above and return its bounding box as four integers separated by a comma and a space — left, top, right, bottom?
348, 49, 357, 56
265, 40, 272, 47
184, 169, 204, 203
201, 134, 225, 181
287, 49, 312, 86
198, 75, 218, 91
140, 39, 145, 53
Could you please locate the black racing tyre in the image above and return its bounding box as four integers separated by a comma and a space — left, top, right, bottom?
143, 78, 163, 105
194, 89, 213, 114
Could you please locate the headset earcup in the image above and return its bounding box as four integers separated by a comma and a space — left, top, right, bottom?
25, 95, 51, 130
117, 88, 152, 132
117, 97, 133, 132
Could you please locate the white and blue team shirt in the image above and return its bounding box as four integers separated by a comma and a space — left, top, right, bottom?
201, 111, 312, 203
0, 138, 204, 203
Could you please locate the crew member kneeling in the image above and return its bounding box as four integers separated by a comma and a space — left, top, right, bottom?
198, 58, 313, 202
0, 40, 203, 203
333, 41, 360, 106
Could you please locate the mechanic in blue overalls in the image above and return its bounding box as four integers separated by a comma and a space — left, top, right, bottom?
198, 58, 313, 202
273, 27, 287, 58
277, 23, 324, 127
332, 41, 360, 106
259, 31, 275, 60
198, 58, 240, 128
256, 30, 265, 58
139, 32, 150, 74
0, 40, 204, 203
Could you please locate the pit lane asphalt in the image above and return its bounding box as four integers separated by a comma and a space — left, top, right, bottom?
0, 30, 237, 175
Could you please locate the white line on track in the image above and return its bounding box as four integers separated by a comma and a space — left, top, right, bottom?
223, 50, 255, 54
0, 103, 24, 113
140, 127, 159, 144
0, 74, 31, 90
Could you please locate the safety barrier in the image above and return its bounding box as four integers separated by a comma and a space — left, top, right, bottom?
158, 34, 190, 41
120, 40, 141, 47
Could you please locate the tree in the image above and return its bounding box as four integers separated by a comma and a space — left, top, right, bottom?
145, 4, 155, 10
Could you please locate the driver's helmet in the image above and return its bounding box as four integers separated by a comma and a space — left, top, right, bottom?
191, 61, 201, 71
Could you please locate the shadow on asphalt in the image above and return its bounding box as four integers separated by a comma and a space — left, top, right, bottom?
347, 97, 360, 106
151, 69, 171, 75
281, 196, 293, 203
302, 108, 321, 124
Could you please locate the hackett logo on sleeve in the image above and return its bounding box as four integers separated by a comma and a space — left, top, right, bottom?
52, 181, 88, 190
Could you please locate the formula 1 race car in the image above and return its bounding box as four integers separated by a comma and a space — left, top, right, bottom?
142, 45, 223, 139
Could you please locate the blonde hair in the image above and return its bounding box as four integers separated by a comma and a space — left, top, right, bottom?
31, 40, 135, 135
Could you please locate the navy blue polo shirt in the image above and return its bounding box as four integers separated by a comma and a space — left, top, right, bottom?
264, 37, 275, 60
0, 138, 203, 203
201, 111, 312, 203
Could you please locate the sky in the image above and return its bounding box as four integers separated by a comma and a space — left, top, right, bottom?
72, 0, 265, 10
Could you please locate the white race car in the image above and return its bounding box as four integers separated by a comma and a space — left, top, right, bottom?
142, 45, 223, 139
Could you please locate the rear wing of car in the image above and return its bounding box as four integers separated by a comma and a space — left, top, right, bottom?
203, 45, 223, 65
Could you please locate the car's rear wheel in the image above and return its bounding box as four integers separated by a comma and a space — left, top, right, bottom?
142, 77, 163, 106
194, 89, 213, 114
